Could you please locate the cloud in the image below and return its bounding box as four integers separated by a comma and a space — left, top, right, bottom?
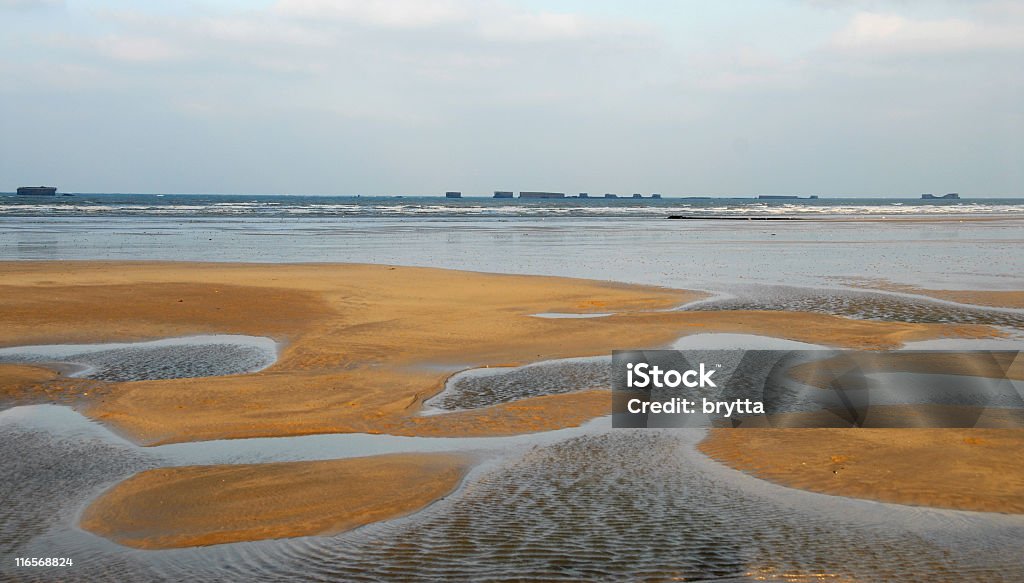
193, 16, 335, 47
92, 35, 186, 62
477, 10, 591, 41
273, 0, 636, 42
831, 11, 1024, 54
0, 0, 61, 10
44, 0, 656, 107
275, 0, 467, 29
2, 1, 1020, 195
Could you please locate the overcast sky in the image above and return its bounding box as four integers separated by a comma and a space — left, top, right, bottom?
1, 0, 1021, 196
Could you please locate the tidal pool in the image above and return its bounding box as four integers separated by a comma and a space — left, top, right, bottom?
5, 415, 1022, 582
0, 335, 278, 381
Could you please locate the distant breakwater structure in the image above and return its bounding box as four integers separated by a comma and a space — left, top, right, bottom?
444, 191, 666, 199
667, 215, 804, 221
16, 186, 57, 196
440, 191, 833, 200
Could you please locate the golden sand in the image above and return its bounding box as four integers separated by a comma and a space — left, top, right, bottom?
699, 427, 1024, 513
0, 261, 694, 441
0, 260, 1018, 547
1, 261, 998, 444
0, 364, 60, 399
843, 277, 1024, 309
702, 349, 1024, 513
80, 453, 470, 549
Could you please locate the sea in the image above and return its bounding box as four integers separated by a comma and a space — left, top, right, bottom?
2, 193, 1023, 218
3, 193, 1024, 581
2, 194, 1022, 290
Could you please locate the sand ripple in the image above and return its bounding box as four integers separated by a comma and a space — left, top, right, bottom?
690, 286, 1024, 328
426, 357, 610, 411
0, 335, 277, 382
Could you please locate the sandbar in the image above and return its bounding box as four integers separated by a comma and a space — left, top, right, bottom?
843, 277, 1024, 309
80, 453, 470, 549
700, 426, 1024, 513
0, 262, 1000, 443
1, 260, 1018, 544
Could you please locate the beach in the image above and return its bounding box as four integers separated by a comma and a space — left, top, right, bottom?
1, 261, 1002, 444
5, 0, 1023, 576
0, 258, 1021, 552
1, 205, 1023, 581
700, 427, 1024, 513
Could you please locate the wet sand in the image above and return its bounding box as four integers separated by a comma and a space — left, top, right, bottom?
0, 260, 1019, 550
911, 289, 1024, 309
0, 261, 999, 444
703, 349, 1024, 514
700, 427, 1024, 513
844, 277, 1024, 309
81, 453, 470, 549
0, 261, 695, 441
0, 364, 61, 398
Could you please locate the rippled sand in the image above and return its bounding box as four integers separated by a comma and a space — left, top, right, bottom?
2, 262, 1023, 581
5, 423, 1022, 582
688, 285, 1024, 328
0, 336, 277, 382
426, 357, 610, 411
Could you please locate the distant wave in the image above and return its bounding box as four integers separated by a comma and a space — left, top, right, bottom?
1, 195, 1022, 219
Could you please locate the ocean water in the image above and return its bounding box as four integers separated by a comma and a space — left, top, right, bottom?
2, 193, 1023, 218
2, 195, 1023, 291
3, 195, 1024, 581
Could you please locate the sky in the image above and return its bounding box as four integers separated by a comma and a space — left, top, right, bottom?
1, 0, 1022, 196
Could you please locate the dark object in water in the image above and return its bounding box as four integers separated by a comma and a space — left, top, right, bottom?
493, 191, 513, 198
446, 191, 462, 198
922, 193, 959, 199
667, 215, 803, 220
519, 191, 565, 199
17, 186, 57, 196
